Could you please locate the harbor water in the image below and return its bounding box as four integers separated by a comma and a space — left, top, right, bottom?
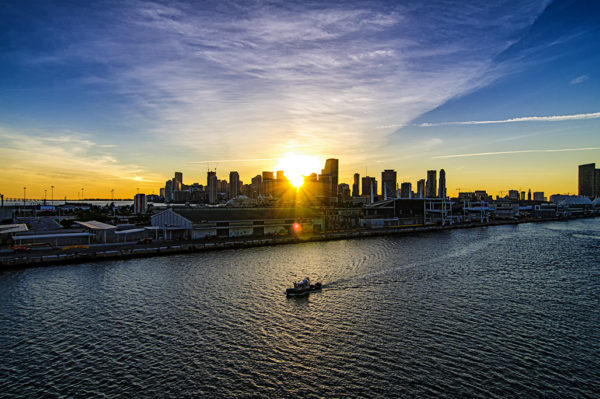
1, 219, 599, 397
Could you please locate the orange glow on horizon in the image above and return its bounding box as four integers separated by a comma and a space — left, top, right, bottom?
275, 154, 322, 189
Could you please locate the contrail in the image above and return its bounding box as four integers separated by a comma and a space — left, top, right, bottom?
419, 111, 600, 127
433, 147, 600, 159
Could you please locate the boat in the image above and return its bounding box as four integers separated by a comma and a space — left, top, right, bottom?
285, 277, 322, 297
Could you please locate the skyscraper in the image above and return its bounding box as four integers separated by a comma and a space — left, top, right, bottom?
229, 171, 240, 198
251, 175, 262, 197
438, 169, 446, 199
361, 176, 377, 197
322, 159, 339, 198
400, 182, 412, 198
381, 169, 397, 199
579, 163, 597, 198
207, 171, 217, 204
426, 170, 436, 198
174, 171, 183, 184
262, 171, 274, 196
417, 179, 425, 199
352, 173, 360, 197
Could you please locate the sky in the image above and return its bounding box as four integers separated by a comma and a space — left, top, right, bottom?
1, 0, 599, 199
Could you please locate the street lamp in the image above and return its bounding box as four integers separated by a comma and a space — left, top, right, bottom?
23, 187, 26, 205
51, 186, 54, 206
81, 188, 84, 202
44, 189, 47, 204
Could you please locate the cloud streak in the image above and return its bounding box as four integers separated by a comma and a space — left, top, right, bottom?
15, 1, 548, 162
419, 112, 600, 127
432, 147, 600, 159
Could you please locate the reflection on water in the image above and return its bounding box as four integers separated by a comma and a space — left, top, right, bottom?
1, 219, 599, 397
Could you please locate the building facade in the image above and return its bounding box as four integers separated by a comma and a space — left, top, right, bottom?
438, 169, 446, 199
426, 170, 436, 198
381, 169, 397, 199
579, 163, 599, 198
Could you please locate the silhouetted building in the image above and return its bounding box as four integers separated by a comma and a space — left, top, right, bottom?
352, 173, 360, 197
400, 182, 412, 198
417, 179, 425, 199
579, 163, 598, 198
362, 176, 377, 197
528, 189, 531, 201
229, 171, 240, 198
438, 169, 446, 199
207, 171, 217, 204
533, 192, 545, 201
251, 175, 262, 197
318, 174, 333, 199
381, 169, 397, 199
164, 180, 172, 202
174, 172, 183, 184
338, 183, 351, 202
520, 191, 526, 201
321, 159, 339, 198
508, 190, 519, 200
262, 171, 274, 196
426, 170, 436, 198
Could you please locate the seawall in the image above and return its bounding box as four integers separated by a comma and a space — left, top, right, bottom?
1, 215, 597, 269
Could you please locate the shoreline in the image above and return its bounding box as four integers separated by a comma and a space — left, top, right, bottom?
1, 215, 597, 269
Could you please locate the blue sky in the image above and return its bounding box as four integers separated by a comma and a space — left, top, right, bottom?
1, 0, 599, 198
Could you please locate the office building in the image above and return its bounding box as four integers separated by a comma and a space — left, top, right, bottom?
508, 190, 519, 200
262, 171, 274, 196
426, 170, 436, 198
338, 183, 351, 201
579, 163, 599, 198
174, 172, 183, 184
321, 159, 339, 198
416, 179, 425, 199
318, 174, 333, 198
229, 171, 240, 198
528, 189, 531, 201
400, 182, 412, 198
362, 176, 377, 197
352, 173, 360, 197
520, 191, 526, 201
207, 171, 217, 204
251, 175, 262, 197
533, 192, 545, 201
438, 169, 446, 199
164, 179, 174, 202
381, 170, 397, 199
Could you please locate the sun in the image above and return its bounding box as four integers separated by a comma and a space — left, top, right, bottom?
275, 154, 322, 188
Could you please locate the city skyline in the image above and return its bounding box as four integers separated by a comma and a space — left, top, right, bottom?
1, 1, 600, 198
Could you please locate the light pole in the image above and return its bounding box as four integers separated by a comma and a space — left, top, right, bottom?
111, 189, 114, 201
81, 188, 84, 202
44, 189, 47, 204
51, 186, 54, 206
23, 187, 26, 205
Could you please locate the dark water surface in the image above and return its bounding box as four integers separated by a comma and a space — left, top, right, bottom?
2, 219, 599, 398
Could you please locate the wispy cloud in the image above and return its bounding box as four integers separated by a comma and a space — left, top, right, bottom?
419, 112, 600, 127
190, 158, 276, 164
432, 147, 600, 159
570, 74, 589, 84
18, 1, 548, 162
0, 127, 164, 195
